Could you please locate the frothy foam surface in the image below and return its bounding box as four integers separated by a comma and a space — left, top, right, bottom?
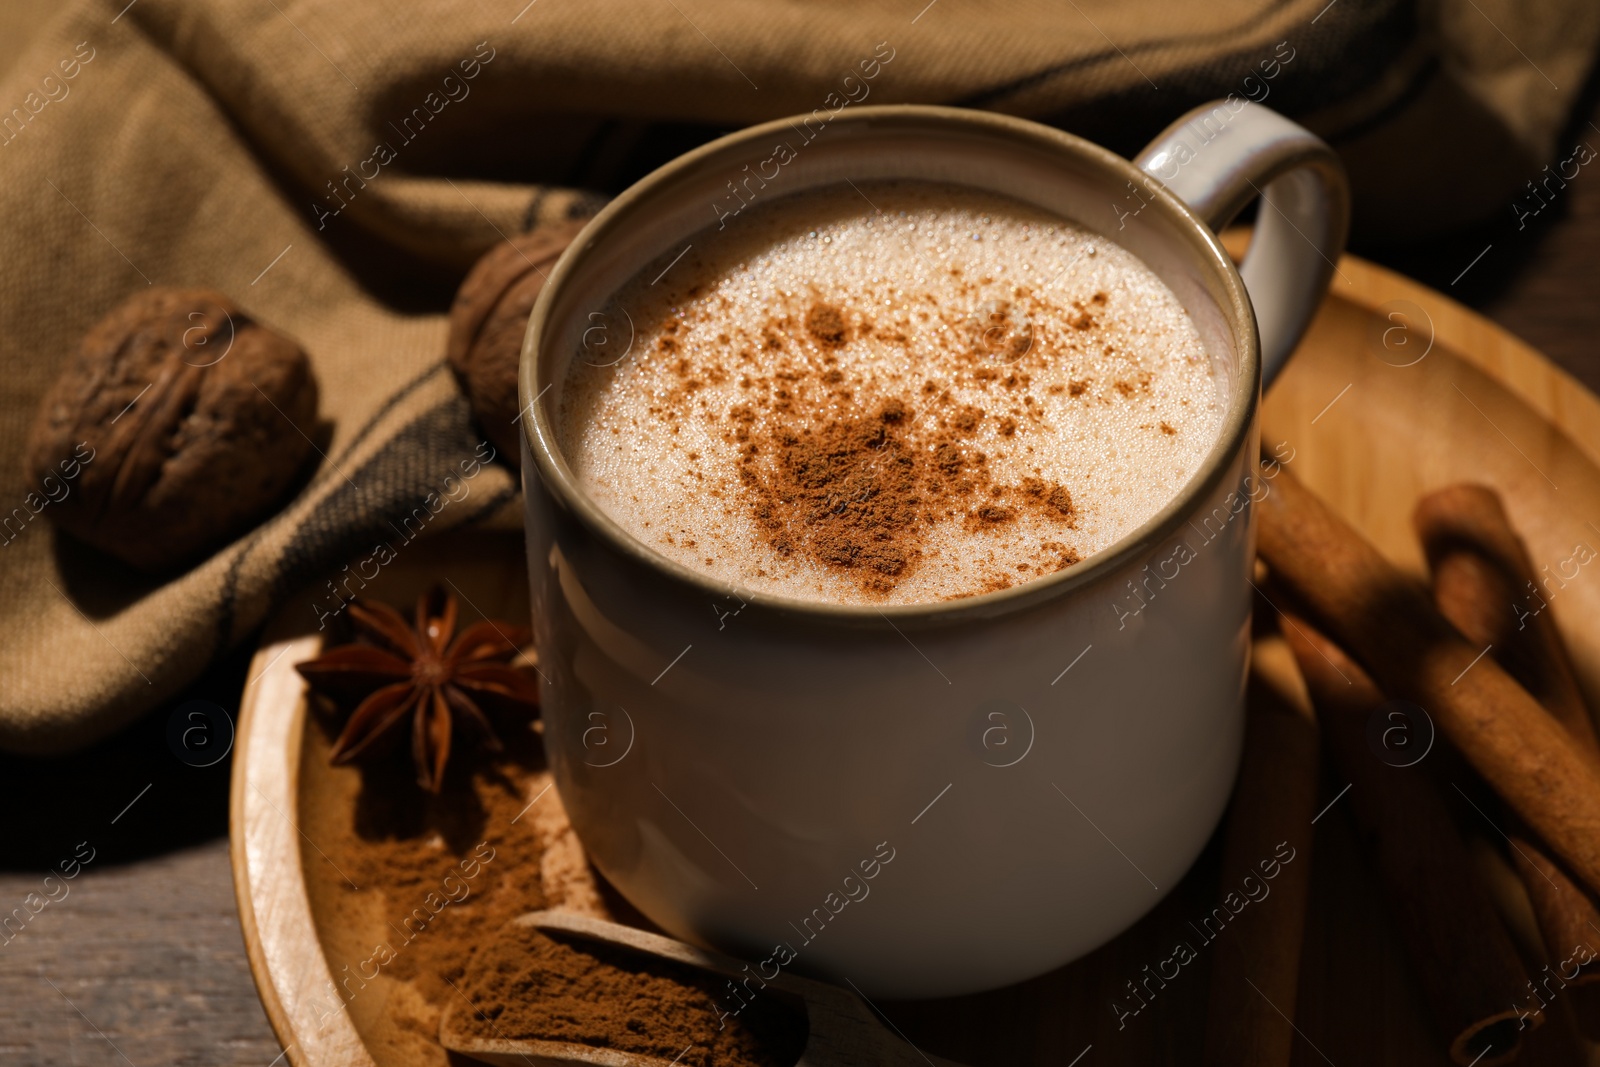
558, 182, 1223, 605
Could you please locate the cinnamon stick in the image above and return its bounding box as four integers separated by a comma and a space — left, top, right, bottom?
1279, 613, 1536, 1066
1254, 460, 1600, 899
1201, 633, 1319, 1067
1414, 484, 1600, 760
1415, 484, 1600, 1006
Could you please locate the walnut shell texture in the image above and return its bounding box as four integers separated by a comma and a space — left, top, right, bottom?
24, 287, 319, 572
447, 222, 587, 466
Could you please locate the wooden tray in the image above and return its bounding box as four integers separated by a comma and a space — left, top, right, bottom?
231, 249, 1600, 1067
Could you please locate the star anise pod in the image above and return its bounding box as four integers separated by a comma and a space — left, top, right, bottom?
295, 586, 539, 792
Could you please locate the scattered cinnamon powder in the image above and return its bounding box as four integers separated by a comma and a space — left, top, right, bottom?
302, 715, 602, 994
300, 697, 637, 1067
972, 503, 1016, 527
804, 301, 849, 348
739, 401, 925, 593
456, 923, 808, 1067
298, 668, 809, 1067
1021, 477, 1076, 521
1041, 540, 1082, 571
734, 337, 1083, 594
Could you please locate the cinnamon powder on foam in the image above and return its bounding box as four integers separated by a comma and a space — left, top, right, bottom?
735, 304, 1082, 596
558, 182, 1223, 604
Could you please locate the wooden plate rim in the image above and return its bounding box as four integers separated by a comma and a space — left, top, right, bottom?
230, 633, 375, 1067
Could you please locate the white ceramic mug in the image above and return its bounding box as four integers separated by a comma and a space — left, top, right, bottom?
519, 102, 1347, 998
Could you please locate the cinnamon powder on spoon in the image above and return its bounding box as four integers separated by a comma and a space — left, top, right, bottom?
455, 921, 808, 1067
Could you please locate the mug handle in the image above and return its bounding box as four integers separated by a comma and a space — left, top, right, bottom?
1133, 101, 1349, 387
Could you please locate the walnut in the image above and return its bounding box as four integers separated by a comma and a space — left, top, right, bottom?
447, 222, 587, 466
24, 288, 319, 572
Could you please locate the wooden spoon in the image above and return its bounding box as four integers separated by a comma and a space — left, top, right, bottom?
439, 910, 968, 1067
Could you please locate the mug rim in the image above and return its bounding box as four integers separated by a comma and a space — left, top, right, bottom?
520, 103, 1260, 625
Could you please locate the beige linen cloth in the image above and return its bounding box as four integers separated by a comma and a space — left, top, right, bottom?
0, 0, 1595, 754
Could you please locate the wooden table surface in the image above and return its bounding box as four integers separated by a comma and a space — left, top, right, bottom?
3, 61, 1599, 1067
